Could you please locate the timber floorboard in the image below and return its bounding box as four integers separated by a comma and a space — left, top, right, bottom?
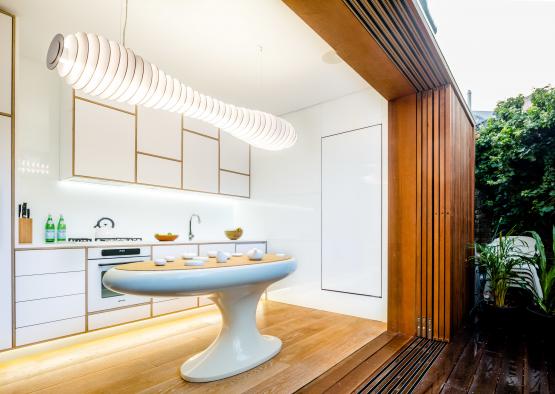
0, 301, 386, 394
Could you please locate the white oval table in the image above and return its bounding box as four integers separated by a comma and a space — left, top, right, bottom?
102, 255, 297, 382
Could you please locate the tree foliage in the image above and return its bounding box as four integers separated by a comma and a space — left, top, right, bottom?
475, 86, 555, 245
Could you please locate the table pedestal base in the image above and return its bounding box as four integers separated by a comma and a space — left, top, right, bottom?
180, 283, 281, 382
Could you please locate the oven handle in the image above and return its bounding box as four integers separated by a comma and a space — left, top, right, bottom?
98, 260, 145, 267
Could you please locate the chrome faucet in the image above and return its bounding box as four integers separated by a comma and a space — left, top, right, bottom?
188, 214, 201, 241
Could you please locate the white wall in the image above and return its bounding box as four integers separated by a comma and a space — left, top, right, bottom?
236, 88, 388, 321
14, 56, 239, 244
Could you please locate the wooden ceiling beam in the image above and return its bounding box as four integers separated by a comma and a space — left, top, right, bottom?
283, 0, 416, 101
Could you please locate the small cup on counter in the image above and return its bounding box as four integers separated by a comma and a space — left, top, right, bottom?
154, 258, 167, 266
216, 251, 230, 263
246, 248, 264, 261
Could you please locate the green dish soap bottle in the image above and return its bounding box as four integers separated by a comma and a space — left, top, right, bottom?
45, 214, 55, 243
57, 215, 67, 242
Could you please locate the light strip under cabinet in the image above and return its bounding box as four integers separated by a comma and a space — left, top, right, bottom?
46, 32, 297, 151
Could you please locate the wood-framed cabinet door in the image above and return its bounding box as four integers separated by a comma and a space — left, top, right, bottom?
74, 99, 136, 182
137, 106, 181, 160
182, 131, 218, 193
219, 132, 249, 175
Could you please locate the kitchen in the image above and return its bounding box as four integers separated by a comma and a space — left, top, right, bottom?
0, 0, 475, 392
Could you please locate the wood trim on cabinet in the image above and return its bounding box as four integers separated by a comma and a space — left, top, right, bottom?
6, 9, 16, 349
182, 127, 219, 141
219, 168, 249, 177
136, 151, 182, 163
0, 111, 11, 117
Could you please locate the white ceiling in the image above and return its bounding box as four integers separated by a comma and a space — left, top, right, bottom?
0, 0, 370, 115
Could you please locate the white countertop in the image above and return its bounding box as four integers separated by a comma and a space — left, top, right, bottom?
15, 239, 266, 250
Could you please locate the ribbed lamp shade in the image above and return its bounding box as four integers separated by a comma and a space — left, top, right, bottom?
46, 32, 297, 151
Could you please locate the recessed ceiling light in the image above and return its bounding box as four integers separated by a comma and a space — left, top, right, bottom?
321, 50, 343, 64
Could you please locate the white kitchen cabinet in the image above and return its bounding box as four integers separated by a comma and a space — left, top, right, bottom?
137, 154, 181, 189
0, 113, 11, 350
88, 304, 151, 330
182, 131, 219, 193
153, 297, 198, 316
183, 116, 219, 139
220, 132, 250, 174
16, 294, 85, 328
137, 106, 181, 160
15, 248, 85, 276
0, 12, 12, 115
198, 243, 236, 256
16, 271, 85, 302
73, 98, 136, 182
235, 242, 267, 254
16, 317, 85, 347
219, 171, 250, 197
152, 244, 198, 259
321, 125, 382, 297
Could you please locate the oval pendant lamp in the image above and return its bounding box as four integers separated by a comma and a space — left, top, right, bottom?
46, 33, 297, 151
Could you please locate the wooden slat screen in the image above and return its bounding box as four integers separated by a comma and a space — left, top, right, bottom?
390, 86, 474, 342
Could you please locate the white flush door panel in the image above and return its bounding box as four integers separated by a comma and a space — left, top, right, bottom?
0, 116, 11, 350
182, 131, 218, 193
137, 154, 181, 189
137, 106, 181, 160
219, 171, 249, 197
321, 125, 382, 297
0, 13, 11, 114
220, 132, 249, 174
74, 99, 135, 182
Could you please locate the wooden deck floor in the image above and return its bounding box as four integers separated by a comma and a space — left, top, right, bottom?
414, 322, 555, 393
0, 301, 388, 394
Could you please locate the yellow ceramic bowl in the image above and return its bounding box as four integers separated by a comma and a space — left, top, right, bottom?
224, 229, 243, 240
155, 233, 179, 242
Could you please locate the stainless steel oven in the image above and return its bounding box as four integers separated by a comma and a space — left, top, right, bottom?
88, 246, 151, 312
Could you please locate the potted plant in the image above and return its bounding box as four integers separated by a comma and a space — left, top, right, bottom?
470, 230, 530, 326
525, 227, 555, 331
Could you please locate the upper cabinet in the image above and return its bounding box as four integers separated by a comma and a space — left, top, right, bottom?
137, 106, 181, 160
220, 132, 250, 175
0, 12, 12, 115
60, 89, 252, 198
73, 98, 136, 183
182, 131, 218, 193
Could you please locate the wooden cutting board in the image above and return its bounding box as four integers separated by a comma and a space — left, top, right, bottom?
115, 254, 292, 271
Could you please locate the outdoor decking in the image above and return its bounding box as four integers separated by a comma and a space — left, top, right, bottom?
414, 320, 555, 393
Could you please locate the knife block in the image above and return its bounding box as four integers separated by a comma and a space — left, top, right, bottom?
18, 218, 32, 244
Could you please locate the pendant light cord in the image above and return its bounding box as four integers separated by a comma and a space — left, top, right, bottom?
121, 0, 128, 46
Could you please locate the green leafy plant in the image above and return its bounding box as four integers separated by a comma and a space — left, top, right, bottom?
527, 227, 555, 315
475, 86, 555, 246
470, 231, 529, 307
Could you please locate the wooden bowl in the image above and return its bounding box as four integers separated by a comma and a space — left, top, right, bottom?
224, 229, 243, 240
155, 234, 179, 242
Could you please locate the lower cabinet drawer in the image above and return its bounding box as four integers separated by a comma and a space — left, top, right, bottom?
16, 316, 85, 346
152, 297, 197, 316
16, 271, 85, 302
88, 304, 151, 331
16, 294, 85, 328
235, 242, 267, 254
198, 296, 214, 307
